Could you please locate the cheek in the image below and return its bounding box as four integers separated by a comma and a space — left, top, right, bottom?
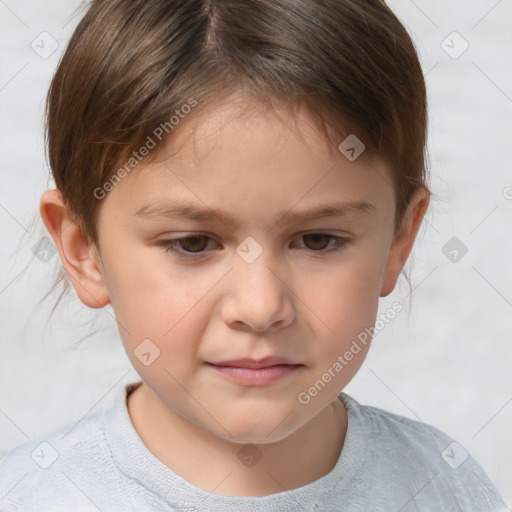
299, 252, 385, 330
102, 248, 220, 354
295, 250, 386, 384
105, 244, 194, 311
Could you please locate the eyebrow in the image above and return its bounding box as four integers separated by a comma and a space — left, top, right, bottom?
134, 199, 375, 228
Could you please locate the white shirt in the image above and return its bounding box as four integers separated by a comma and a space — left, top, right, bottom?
0, 381, 506, 511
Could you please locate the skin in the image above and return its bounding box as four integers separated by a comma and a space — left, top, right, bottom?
40, 97, 429, 497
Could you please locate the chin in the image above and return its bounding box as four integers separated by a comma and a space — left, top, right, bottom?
225, 429, 289, 446
212, 412, 303, 446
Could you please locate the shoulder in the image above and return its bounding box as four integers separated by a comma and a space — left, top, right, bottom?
342, 393, 472, 460
0, 381, 171, 512
0, 400, 120, 511
339, 393, 507, 511
343, 393, 456, 449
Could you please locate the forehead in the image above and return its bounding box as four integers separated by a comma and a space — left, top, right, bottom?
98, 99, 395, 225
158, 98, 333, 163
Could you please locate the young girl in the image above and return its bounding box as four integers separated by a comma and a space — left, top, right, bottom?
0, 0, 506, 510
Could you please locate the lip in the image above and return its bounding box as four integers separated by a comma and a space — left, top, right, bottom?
207, 358, 303, 386
209, 357, 299, 369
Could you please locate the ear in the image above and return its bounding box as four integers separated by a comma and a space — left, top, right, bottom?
380, 186, 430, 297
39, 189, 110, 308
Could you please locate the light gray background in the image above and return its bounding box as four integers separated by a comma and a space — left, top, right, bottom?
1, 0, 511, 505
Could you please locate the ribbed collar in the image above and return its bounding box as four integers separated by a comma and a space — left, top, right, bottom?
102, 381, 367, 511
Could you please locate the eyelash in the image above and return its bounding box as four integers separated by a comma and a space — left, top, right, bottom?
156, 233, 351, 261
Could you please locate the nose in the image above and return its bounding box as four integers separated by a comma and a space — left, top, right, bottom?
221, 250, 295, 333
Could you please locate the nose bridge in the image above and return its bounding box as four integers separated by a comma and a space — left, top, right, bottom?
223, 238, 294, 331
235, 242, 282, 301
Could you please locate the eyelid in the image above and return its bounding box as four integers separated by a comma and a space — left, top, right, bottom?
155, 231, 352, 261
156, 234, 218, 260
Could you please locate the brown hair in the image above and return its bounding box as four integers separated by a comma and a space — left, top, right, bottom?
44, 0, 429, 313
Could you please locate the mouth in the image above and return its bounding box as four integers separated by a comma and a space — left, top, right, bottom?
206, 359, 303, 386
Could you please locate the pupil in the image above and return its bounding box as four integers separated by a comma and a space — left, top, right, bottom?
183, 236, 207, 252
306, 234, 329, 250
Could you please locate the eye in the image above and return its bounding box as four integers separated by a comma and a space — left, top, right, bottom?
294, 233, 350, 253
156, 232, 350, 261
157, 235, 217, 260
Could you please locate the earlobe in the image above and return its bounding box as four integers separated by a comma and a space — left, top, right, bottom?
380, 187, 430, 297
39, 189, 110, 308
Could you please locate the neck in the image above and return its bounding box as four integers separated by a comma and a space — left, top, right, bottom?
127, 383, 347, 497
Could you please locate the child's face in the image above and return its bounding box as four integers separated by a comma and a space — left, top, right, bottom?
82, 100, 415, 443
